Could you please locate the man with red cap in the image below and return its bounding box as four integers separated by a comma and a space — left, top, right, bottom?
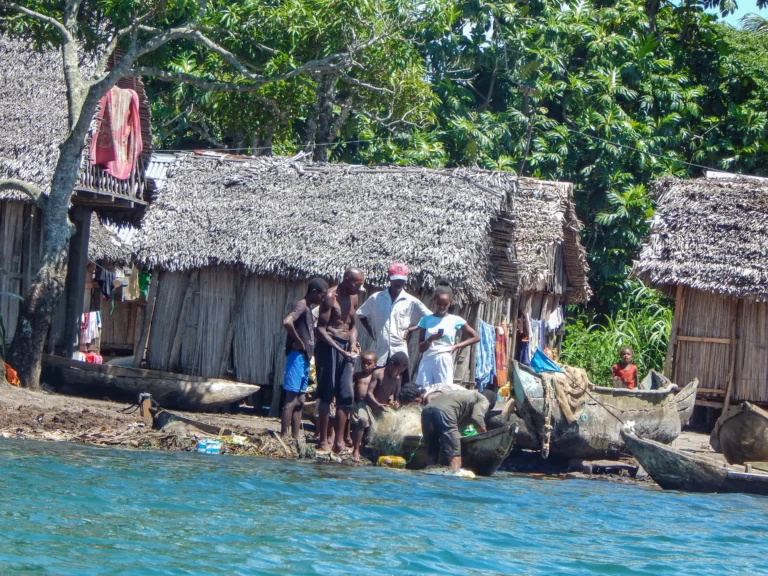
356, 263, 431, 384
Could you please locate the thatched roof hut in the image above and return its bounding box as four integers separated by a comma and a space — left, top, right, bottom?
0, 35, 153, 209
130, 153, 589, 411
0, 35, 153, 354
135, 153, 590, 304
634, 177, 768, 412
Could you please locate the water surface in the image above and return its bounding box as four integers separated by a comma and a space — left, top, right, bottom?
1, 439, 766, 575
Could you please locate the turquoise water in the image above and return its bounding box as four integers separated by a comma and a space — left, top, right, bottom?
1, 440, 767, 575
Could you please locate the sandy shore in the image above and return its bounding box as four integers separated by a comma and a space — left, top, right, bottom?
0, 381, 312, 459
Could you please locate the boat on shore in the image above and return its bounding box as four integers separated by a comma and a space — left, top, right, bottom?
398, 424, 517, 476
714, 402, 768, 465
41, 354, 260, 412
512, 361, 686, 459
621, 427, 768, 495
674, 379, 699, 427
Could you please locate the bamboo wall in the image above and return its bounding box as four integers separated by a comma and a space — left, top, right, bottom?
144, 268, 517, 388
0, 201, 43, 345
671, 287, 768, 404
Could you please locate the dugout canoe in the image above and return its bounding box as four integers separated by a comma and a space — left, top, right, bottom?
621, 427, 768, 495
400, 424, 517, 477
640, 370, 698, 428
41, 354, 260, 412
714, 402, 768, 465
512, 361, 685, 459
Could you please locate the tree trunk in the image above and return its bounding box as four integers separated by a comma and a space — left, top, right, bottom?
313, 75, 337, 162
7, 135, 83, 389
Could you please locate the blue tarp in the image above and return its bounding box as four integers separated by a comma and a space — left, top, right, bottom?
530, 348, 564, 374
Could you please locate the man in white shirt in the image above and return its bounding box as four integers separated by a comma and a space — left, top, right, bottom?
356, 263, 431, 384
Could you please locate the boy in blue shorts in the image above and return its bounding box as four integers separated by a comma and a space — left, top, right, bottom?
281, 278, 329, 438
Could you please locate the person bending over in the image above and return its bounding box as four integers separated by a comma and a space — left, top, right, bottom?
281, 278, 328, 438
415, 285, 480, 388
404, 385, 490, 472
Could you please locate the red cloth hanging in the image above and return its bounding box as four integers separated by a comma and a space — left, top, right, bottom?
493, 323, 508, 387
90, 86, 143, 180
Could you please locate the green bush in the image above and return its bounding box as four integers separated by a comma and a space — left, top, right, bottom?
561, 283, 672, 386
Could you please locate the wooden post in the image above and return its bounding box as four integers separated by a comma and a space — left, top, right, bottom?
722, 300, 740, 413
133, 270, 160, 368
62, 207, 92, 357
168, 270, 198, 373
671, 285, 687, 383
217, 274, 248, 377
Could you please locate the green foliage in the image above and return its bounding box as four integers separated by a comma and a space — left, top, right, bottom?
560, 283, 673, 385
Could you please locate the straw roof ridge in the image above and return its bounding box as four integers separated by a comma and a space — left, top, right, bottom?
634, 176, 768, 301
134, 153, 590, 302
88, 214, 133, 266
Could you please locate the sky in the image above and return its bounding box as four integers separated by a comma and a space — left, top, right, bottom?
716, 0, 767, 26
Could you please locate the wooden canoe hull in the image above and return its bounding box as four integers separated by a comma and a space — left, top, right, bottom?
41, 354, 259, 412
621, 428, 768, 495
716, 403, 768, 465
400, 425, 517, 476
512, 361, 683, 459
675, 379, 699, 428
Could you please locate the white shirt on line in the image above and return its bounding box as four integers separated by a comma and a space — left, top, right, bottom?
356, 288, 431, 366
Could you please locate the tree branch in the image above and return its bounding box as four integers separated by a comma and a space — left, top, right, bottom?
0, 2, 71, 41
336, 72, 394, 94
0, 179, 47, 209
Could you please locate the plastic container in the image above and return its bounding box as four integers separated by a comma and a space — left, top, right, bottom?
377, 455, 407, 468
197, 439, 222, 454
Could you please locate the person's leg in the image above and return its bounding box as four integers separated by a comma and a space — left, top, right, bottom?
317, 402, 331, 452
421, 407, 440, 466
291, 393, 306, 438
314, 341, 336, 453
344, 419, 353, 447
440, 428, 463, 471
281, 391, 300, 436
333, 349, 355, 454
351, 422, 367, 462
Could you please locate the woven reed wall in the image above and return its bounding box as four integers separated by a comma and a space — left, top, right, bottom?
674, 288, 768, 403
735, 299, 768, 402
0, 201, 43, 345
676, 290, 731, 391
145, 267, 516, 387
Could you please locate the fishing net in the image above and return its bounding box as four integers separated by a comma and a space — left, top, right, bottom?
543, 365, 592, 424
369, 405, 423, 456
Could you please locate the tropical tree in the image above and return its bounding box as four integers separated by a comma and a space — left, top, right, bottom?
0, 0, 414, 387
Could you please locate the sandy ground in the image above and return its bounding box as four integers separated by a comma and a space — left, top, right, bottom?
0, 381, 312, 459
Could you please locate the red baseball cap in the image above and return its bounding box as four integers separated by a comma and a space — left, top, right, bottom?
388, 263, 408, 281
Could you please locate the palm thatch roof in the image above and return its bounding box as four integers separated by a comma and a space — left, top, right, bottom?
88, 214, 133, 266
0, 35, 152, 205
634, 177, 768, 301
134, 153, 590, 303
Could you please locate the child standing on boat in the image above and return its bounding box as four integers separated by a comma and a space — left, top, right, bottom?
611, 347, 639, 390
414, 285, 480, 388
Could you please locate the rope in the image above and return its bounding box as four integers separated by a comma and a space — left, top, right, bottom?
405, 435, 423, 465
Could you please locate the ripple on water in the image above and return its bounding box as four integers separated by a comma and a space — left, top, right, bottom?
1, 439, 767, 575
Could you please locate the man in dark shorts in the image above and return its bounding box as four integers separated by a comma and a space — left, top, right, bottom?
415, 386, 489, 472
315, 267, 365, 455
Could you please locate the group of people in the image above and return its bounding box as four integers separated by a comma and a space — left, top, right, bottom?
280, 263, 489, 469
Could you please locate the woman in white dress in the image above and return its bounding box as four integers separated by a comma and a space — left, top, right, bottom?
415, 285, 480, 388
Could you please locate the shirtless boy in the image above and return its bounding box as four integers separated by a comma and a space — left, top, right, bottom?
315, 267, 365, 455
366, 351, 410, 413
350, 351, 377, 463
